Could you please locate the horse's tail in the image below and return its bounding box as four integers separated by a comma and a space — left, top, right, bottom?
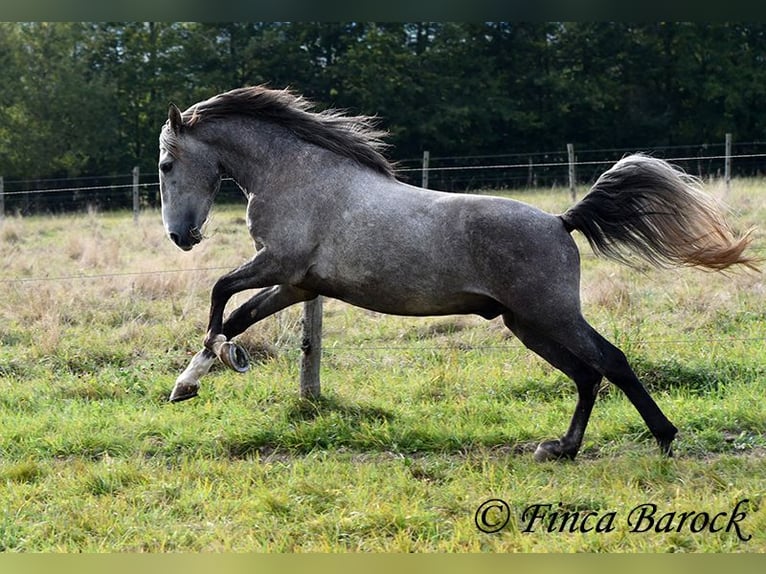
560, 154, 758, 271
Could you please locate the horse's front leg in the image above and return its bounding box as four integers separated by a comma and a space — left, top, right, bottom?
169, 348, 216, 402
203, 253, 283, 368
170, 284, 315, 402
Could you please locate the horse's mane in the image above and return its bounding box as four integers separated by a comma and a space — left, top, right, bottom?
181, 86, 395, 178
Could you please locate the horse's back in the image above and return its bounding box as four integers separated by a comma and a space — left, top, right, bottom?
304, 179, 582, 319
443, 192, 577, 265
451, 193, 583, 316
358, 181, 581, 289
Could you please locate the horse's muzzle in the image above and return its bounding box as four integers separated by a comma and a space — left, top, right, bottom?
168, 227, 203, 251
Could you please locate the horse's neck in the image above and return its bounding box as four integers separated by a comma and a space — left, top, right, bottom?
212, 120, 288, 186
219, 120, 371, 203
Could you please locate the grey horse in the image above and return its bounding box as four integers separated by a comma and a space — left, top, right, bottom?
158, 86, 755, 461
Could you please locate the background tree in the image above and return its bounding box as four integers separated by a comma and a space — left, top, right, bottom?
0, 23, 117, 178
1, 22, 764, 188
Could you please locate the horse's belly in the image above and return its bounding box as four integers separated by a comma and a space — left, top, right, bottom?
303, 272, 501, 318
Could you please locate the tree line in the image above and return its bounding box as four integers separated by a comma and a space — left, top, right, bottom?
1, 22, 765, 184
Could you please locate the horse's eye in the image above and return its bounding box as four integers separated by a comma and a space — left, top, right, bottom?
160, 161, 173, 174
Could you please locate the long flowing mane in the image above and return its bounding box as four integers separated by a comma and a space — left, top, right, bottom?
179, 86, 395, 178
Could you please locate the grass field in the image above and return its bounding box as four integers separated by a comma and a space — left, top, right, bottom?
0, 179, 764, 551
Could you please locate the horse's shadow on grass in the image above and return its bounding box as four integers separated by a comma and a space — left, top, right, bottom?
630, 355, 728, 396
223, 393, 395, 459
284, 393, 393, 425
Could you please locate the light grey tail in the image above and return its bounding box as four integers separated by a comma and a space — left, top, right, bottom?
560, 154, 757, 271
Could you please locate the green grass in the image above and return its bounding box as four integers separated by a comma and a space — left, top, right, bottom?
0, 180, 764, 551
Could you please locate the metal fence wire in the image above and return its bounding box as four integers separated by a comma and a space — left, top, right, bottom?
2, 142, 766, 215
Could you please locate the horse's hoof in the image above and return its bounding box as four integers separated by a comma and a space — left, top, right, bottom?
218, 341, 250, 373
168, 383, 199, 403
533, 439, 575, 462
658, 439, 675, 458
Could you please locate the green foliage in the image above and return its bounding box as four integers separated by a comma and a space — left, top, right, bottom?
2, 22, 766, 180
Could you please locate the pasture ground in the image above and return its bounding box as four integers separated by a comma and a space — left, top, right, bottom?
0, 180, 764, 551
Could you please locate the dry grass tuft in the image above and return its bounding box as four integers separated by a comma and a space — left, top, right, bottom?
583, 269, 633, 313
1, 217, 24, 244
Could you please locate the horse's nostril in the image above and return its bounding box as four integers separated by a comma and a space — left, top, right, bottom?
169, 232, 181, 246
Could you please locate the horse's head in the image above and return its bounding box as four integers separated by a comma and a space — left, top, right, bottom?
158, 104, 221, 251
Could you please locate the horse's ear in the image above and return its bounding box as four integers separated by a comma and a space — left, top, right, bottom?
168, 104, 183, 134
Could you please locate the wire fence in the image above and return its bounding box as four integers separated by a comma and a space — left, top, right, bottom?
0, 266, 234, 284
2, 142, 766, 214
395, 141, 766, 191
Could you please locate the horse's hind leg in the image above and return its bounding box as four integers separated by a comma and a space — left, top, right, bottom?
503, 313, 603, 461
556, 317, 678, 456
169, 285, 315, 402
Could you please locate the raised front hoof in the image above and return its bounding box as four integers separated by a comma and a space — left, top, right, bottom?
218, 341, 250, 373
168, 382, 199, 403
533, 439, 577, 462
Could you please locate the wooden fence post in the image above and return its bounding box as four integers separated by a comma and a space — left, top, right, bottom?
724, 133, 732, 196
132, 166, 140, 224
567, 143, 576, 202
300, 296, 323, 400
0, 176, 4, 224
527, 157, 534, 188
421, 150, 430, 189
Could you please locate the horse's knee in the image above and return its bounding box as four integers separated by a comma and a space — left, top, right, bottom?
204, 331, 225, 351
